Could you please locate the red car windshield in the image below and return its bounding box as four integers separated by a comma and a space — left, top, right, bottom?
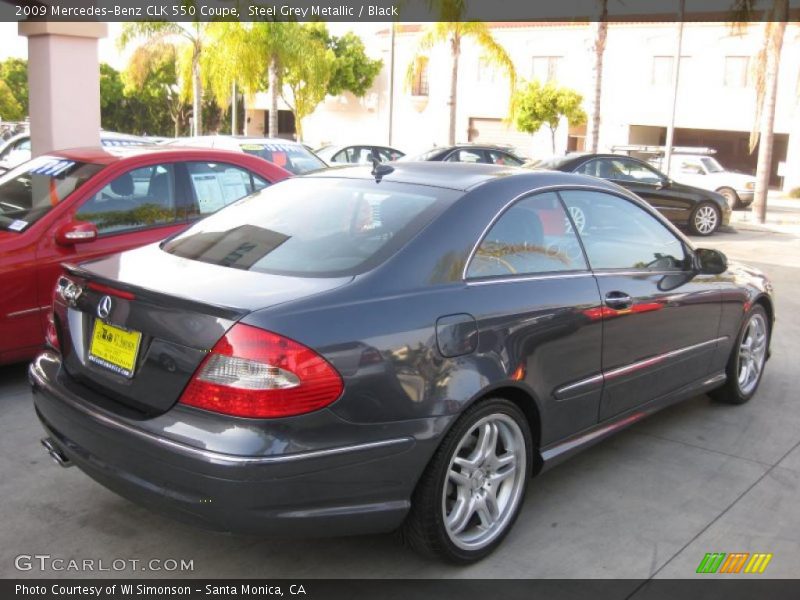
0, 156, 104, 232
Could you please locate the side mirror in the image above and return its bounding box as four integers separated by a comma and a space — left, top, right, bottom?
55, 221, 98, 246
656, 178, 670, 190
695, 248, 728, 275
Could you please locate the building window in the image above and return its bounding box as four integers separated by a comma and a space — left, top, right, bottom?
531, 56, 561, 83
724, 56, 749, 88
651, 55, 691, 86
411, 57, 429, 96
477, 57, 498, 84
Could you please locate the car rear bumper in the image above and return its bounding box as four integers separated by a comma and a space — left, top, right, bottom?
29, 351, 436, 537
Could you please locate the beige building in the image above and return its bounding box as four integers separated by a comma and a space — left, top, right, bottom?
244, 22, 800, 191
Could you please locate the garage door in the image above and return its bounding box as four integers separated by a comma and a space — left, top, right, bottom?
468, 118, 533, 157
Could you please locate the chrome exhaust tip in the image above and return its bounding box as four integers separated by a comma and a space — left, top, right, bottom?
41, 437, 73, 468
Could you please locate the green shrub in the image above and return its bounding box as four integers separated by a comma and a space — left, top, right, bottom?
789, 187, 800, 199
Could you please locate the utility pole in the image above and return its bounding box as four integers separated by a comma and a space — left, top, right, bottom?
663, 0, 685, 175
388, 23, 396, 146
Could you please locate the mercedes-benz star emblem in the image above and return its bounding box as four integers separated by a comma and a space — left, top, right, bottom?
97, 295, 113, 320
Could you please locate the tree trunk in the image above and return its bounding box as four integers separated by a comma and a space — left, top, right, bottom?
191, 50, 202, 136
268, 56, 280, 138
231, 80, 237, 135
752, 19, 787, 224
550, 127, 556, 154
586, 16, 607, 153
448, 33, 460, 145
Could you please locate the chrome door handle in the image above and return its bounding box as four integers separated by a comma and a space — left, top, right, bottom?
604, 291, 633, 310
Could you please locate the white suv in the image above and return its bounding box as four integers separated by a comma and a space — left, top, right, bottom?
653, 154, 755, 209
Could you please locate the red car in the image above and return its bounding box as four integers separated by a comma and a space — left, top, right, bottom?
0, 145, 290, 365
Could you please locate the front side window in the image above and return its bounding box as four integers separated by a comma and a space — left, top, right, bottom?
187, 161, 267, 216
0, 156, 104, 232
76, 164, 177, 234
163, 178, 457, 277
559, 190, 689, 271
467, 192, 588, 278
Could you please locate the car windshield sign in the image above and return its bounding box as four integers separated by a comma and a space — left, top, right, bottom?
238, 142, 325, 175
0, 156, 105, 232
163, 177, 458, 277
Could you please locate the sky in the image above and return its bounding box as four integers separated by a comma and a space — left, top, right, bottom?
0, 22, 128, 67
0, 22, 379, 69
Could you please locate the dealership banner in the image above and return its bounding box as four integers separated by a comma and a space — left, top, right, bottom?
5, 580, 800, 599
2, 0, 799, 22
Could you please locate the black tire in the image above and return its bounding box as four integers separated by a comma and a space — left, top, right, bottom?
711, 305, 770, 405
688, 202, 721, 236
401, 398, 533, 563
717, 187, 741, 210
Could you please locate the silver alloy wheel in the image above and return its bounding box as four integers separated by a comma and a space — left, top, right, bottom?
694, 205, 719, 235
565, 205, 586, 233
737, 312, 768, 395
442, 414, 527, 551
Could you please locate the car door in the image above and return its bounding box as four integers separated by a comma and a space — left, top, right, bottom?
465, 191, 603, 445
560, 189, 722, 421
576, 157, 694, 224
34, 161, 191, 323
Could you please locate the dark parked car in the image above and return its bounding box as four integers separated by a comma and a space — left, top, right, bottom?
31, 163, 773, 563
531, 153, 731, 236
403, 144, 526, 166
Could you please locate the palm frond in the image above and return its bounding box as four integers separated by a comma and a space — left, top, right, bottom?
404, 23, 455, 89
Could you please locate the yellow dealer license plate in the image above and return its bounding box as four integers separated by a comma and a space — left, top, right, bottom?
88, 320, 142, 378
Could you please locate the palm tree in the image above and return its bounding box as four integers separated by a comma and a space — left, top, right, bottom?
203, 22, 300, 138
407, 21, 517, 145
585, 1, 609, 153
732, 0, 789, 223
119, 22, 212, 136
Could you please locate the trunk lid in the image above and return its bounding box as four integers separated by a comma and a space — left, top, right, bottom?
54, 243, 352, 415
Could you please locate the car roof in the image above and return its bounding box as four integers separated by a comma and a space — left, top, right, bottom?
304, 161, 609, 192
171, 135, 305, 145
49, 145, 261, 165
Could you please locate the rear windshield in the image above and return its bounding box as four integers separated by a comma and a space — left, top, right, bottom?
0, 156, 105, 232
162, 177, 458, 277
238, 142, 326, 175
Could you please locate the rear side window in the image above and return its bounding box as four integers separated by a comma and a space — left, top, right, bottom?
76, 164, 178, 234
467, 192, 587, 278
163, 178, 457, 277
186, 161, 267, 216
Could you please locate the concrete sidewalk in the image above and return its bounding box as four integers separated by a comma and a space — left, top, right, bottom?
730, 193, 800, 235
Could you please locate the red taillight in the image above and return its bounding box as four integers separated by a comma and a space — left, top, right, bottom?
179, 324, 343, 418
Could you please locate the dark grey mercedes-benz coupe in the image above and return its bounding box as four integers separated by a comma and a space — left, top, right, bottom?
30, 163, 774, 563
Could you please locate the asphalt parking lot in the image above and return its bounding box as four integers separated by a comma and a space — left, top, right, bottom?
1, 224, 798, 580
